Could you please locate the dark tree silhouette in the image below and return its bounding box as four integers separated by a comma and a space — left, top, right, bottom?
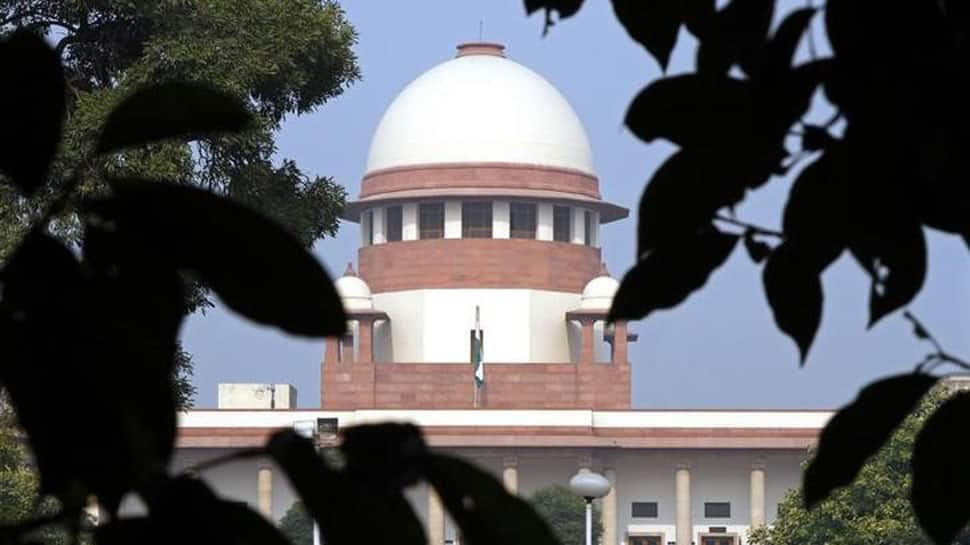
525, 1, 970, 543
0, 29, 559, 545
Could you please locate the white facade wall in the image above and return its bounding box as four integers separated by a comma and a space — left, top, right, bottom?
372, 289, 586, 363
493, 201, 510, 239
444, 200, 462, 239
169, 446, 805, 539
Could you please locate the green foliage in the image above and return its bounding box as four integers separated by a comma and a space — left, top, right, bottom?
749, 386, 969, 545
279, 501, 313, 545
529, 484, 603, 545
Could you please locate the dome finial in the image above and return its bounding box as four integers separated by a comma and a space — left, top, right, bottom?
344, 262, 357, 277
599, 262, 610, 277
455, 42, 506, 58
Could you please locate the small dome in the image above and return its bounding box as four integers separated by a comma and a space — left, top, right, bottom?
580, 265, 618, 310
335, 263, 372, 311
366, 42, 594, 175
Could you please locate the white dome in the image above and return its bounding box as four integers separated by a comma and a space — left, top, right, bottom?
335, 274, 373, 311
366, 44, 595, 175
580, 274, 619, 310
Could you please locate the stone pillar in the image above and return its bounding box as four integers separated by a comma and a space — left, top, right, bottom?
675, 464, 692, 545
502, 456, 519, 495
750, 461, 766, 529
257, 465, 273, 518
580, 318, 595, 364
602, 467, 617, 545
428, 486, 445, 545
358, 317, 374, 363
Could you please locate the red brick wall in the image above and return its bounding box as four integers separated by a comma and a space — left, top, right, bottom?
361, 163, 601, 200
321, 360, 630, 410
359, 238, 601, 293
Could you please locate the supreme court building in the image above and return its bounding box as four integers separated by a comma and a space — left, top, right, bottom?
173, 42, 832, 545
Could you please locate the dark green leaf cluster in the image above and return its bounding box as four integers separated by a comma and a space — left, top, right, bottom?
0, 29, 560, 545
529, 484, 603, 545
529, 1, 970, 543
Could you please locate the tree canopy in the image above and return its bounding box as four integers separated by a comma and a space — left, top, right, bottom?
750, 385, 970, 545
529, 484, 603, 545
0, 0, 360, 406
278, 501, 313, 545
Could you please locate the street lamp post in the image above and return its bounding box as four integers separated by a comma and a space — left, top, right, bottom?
569, 471, 612, 545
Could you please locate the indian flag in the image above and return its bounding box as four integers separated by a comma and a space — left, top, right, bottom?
472, 306, 484, 388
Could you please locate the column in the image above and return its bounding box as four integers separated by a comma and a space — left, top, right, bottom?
502, 456, 519, 495
675, 464, 691, 545
445, 200, 462, 239
428, 486, 445, 545
358, 317, 374, 363
403, 203, 419, 240
750, 461, 766, 529
611, 321, 628, 365
372, 206, 386, 244
571, 207, 585, 245
537, 203, 554, 241
493, 201, 510, 239
257, 465, 273, 518
602, 467, 617, 545
580, 318, 595, 364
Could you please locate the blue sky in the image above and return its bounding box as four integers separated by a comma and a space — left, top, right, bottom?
181, 1, 970, 409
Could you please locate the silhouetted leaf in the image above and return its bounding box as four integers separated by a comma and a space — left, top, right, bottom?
803, 373, 937, 508
0, 230, 87, 498
762, 9, 816, 75
912, 392, 970, 545
683, 0, 716, 38
637, 149, 782, 254
0, 31, 65, 196
611, 0, 682, 71
97, 82, 253, 154
267, 430, 425, 545
0, 229, 183, 515
762, 242, 822, 361
340, 423, 428, 490
743, 230, 771, 263
90, 179, 345, 337
424, 453, 559, 545
524, 0, 583, 18
782, 147, 848, 271
849, 220, 926, 327
801, 125, 834, 152
611, 228, 738, 321
696, 0, 774, 75
98, 477, 291, 545
626, 74, 754, 147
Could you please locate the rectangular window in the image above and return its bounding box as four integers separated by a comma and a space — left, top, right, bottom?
629, 537, 661, 545
704, 502, 731, 518
419, 202, 444, 239
385, 205, 403, 242
583, 210, 593, 246
510, 202, 537, 239
631, 502, 658, 518
553, 205, 571, 242
462, 201, 493, 238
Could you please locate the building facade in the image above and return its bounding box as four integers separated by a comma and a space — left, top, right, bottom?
175, 42, 832, 545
